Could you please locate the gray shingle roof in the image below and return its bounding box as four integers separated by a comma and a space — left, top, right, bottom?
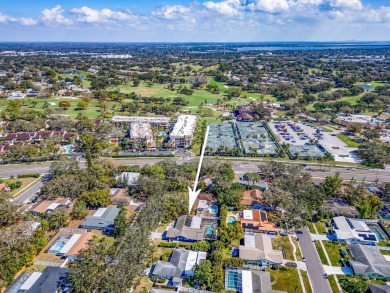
239, 233, 283, 264
26, 267, 68, 293
368, 284, 390, 293
349, 244, 390, 278
80, 208, 120, 229
152, 249, 206, 279
166, 215, 204, 241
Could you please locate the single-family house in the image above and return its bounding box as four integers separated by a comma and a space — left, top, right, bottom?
240, 189, 270, 210
0, 183, 11, 192
166, 215, 205, 242
368, 284, 390, 293
239, 233, 283, 266
224, 267, 286, 293
349, 244, 390, 280
152, 248, 206, 281
10, 267, 70, 293
80, 207, 120, 233
331, 216, 378, 245
115, 172, 140, 187
237, 113, 255, 122
29, 198, 71, 216
239, 210, 276, 235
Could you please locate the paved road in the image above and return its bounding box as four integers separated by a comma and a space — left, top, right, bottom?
1, 157, 389, 183
13, 179, 44, 204
297, 227, 332, 293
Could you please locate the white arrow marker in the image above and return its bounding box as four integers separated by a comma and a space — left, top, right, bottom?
188, 125, 210, 213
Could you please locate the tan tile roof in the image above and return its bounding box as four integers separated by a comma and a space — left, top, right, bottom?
31, 198, 70, 214
64, 232, 94, 256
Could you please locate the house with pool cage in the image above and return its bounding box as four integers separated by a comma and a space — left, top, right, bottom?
224, 267, 286, 293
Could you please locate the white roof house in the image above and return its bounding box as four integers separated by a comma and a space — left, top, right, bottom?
19, 272, 43, 291
115, 172, 140, 186
332, 216, 378, 245
170, 115, 197, 139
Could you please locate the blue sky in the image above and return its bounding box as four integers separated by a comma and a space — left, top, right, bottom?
0, 0, 389, 41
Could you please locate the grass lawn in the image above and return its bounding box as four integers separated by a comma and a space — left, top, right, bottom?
272, 235, 294, 261
328, 275, 340, 293
291, 237, 302, 261
267, 267, 304, 293
336, 134, 360, 147
380, 249, 390, 255
307, 222, 316, 234
315, 241, 329, 265
112, 81, 222, 106
0, 96, 119, 119
322, 241, 347, 266
134, 276, 152, 293
301, 270, 313, 293
1, 177, 40, 197
339, 95, 362, 105
314, 221, 328, 234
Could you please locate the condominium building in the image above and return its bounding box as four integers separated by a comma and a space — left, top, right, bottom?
170, 115, 197, 148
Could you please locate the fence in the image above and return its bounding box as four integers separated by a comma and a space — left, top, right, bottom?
34, 260, 66, 267
59, 228, 88, 233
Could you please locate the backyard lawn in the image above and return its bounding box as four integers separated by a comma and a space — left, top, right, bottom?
322, 241, 348, 266
134, 276, 152, 293
267, 267, 304, 293
336, 134, 360, 147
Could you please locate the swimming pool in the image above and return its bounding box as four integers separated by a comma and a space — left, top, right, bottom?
209, 205, 218, 214
227, 216, 237, 225
64, 145, 73, 152
206, 225, 215, 236
369, 226, 385, 241
47, 234, 72, 254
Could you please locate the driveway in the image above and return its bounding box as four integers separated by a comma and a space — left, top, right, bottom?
323, 265, 353, 275
297, 227, 332, 293
310, 234, 337, 241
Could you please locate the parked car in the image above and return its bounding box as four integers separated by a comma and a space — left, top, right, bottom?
285, 262, 297, 268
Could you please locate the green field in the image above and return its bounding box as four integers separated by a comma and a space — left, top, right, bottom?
57, 70, 91, 89
0, 96, 118, 119
336, 134, 360, 147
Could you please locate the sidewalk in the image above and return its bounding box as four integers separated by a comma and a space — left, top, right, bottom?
288, 235, 308, 293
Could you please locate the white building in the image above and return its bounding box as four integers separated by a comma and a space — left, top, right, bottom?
112, 116, 171, 128
130, 122, 153, 141
170, 115, 197, 148
331, 216, 378, 245
7, 91, 26, 99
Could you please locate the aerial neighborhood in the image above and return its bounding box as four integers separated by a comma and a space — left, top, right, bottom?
0, 43, 390, 293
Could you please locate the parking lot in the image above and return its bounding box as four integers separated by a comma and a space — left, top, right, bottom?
268, 121, 360, 163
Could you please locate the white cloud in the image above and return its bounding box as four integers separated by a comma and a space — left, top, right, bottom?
19, 17, 37, 26
41, 5, 72, 25
152, 5, 191, 20
203, 0, 243, 16
70, 6, 133, 23
248, 0, 289, 13
0, 12, 37, 26
329, 0, 362, 10
0, 12, 16, 23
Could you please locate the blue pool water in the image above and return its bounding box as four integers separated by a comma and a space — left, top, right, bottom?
48, 241, 66, 254
369, 226, 385, 241
227, 216, 237, 225
64, 145, 73, 152
209, 205, 218, 214
206, 225, 215, 235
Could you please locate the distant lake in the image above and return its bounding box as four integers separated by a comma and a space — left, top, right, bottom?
359, 85, 373, 90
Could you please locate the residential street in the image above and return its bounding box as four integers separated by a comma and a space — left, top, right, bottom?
13, 179, 44, 204
297, 227, 333, 293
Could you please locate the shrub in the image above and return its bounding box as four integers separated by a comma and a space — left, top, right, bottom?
17, 173, 40, 178
158, 242, 177, 248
